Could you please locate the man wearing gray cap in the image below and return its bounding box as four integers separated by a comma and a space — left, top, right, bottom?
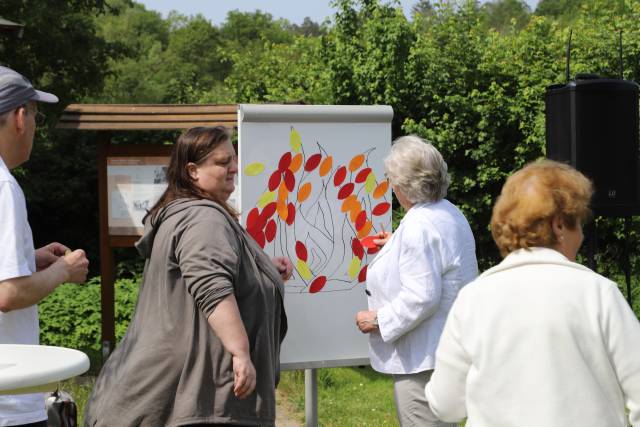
0, 66, 89, 427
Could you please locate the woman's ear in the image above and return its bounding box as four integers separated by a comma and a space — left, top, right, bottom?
186, 163, 198, 181
551, 216, 565, 242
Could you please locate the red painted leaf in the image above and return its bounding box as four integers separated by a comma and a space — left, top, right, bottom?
367, 246, 380, 255
261, 202, 277, 222
265, 220, 277, 242
372, 202, 391, 216
246, 208, 260, 230
295, 241, 308, 261
355, 167, 372, 184
355, 211, 367, 231
333, 166, 347, 187
283, 169, 295, 192
309, 276, 327, 293
358, 265, 368, 282
351, 238, 364, 260
248, 227, 265, 248
337, 183, 355, 200
278, 152, 292, 172
360, 235, 378, 249
268, 171, 281, 192
305, 153, 322, 172
286, 203, 296, 225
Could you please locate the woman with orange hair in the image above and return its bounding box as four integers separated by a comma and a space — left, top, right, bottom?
425, 159, 640, 427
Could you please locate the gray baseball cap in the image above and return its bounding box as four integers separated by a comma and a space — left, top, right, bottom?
0, 66, 58, 114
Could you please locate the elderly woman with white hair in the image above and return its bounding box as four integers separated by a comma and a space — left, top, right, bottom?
356, 135, 478, 427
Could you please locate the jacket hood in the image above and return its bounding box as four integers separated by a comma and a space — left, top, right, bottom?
135, 198, 233, 258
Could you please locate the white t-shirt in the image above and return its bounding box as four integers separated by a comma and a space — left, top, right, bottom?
0, 156, 47, 426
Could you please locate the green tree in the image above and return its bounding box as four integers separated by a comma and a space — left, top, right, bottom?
482, 0, 531, 33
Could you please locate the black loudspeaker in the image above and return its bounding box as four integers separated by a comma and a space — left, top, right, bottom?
545, 76, 640, 216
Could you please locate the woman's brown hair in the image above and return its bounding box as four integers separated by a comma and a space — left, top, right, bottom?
491, 159, 593, 257
144, 126, 237, 224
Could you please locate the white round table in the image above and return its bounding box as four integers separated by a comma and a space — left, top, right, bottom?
0, 345, 90, 395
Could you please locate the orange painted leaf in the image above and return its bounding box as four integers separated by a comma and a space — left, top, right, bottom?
358, 265, 368, 282
295, 241, 308, 261
334, 166, 347, 187
355, 167, 372, 184
277, 181, 288, 202
341, 195, 358, 213
297, 182, 312, 202
289, 153, 303, 173
372, 202, 391, 216
373, 181, 389, 199
349, 202, 362, 222
309, 276, 327, 293
348, 154, 365, 172
319, 156, 333, 177
278, 152, 292, 172
338, 183, 355, 200
277, 200, 288, 221
305, 153, 322, 172
357, 221, 373, 239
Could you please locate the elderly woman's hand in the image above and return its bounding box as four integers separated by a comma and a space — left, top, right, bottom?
373, 231, 392, 248
272, 257, 293, 281
232, 354, 257, 399
356, 310, 379, 334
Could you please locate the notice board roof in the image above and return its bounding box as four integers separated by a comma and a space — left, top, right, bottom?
57, 104, 238, 130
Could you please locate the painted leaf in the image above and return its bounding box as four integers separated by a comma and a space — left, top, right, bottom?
355, 211, 367, 231
355, 167, 372, 184
277, 200, 288, 221
290, 128, 302, 152
246, 208, 260, 231
249, 228, 265, 248
373, 180, 389, 199
244, 162, 265, 176
309, 276, 327, 293
283, 169, 295, 192
305, 153, 322, 172
338, 183, 355, 200
261, 202, 277, 222
372, 202, 391, 216
257, 191, 276, 208
348, 256, 361, 279
349, 202, 362, 222
360, 235, 378, 249
319, 156, 333, 177
351, 238, 364, 260
296, 259, 312, 280
265, 220, 277, 242
268, 171, 281, 192
348, 154, 365, 172
367, 246, 380, 255
290, 153, 303, 173
357, 221, 373, 239
277, 181, 289, 202
365, 171, 377, 193
341, 195, 358, 213
298, 182, 312, 202
358, 265, 368, 283
295, 241, 308, 261
286, 203, 296, 225
333, 166, 347, 187
278, 152, 292, 172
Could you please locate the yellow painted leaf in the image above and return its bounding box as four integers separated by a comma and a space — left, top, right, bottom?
290, 153, 303, 173
373, 180, 389, 199
297, 182, 312, 202
297, 259, 312, 280
348, 256, 361, 279
290, 128, 302, 152
319, 156, 333, 177
257, 191, 276, 208
244, 162, 265, 176
348, 154, 365, 172
365, 171, 377, 193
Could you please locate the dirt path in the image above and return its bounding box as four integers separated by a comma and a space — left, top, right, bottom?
276, 388, 302, 427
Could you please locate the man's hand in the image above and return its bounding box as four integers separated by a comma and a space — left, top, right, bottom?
232, 354, 257, 399
35, 242, 70, 271
272, 257, 293, 281
356, 310, 379, 334
373, 231, 392, 248
55, 249, 89, 284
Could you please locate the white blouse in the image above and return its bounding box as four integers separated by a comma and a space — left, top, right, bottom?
366, 199, 477, 374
